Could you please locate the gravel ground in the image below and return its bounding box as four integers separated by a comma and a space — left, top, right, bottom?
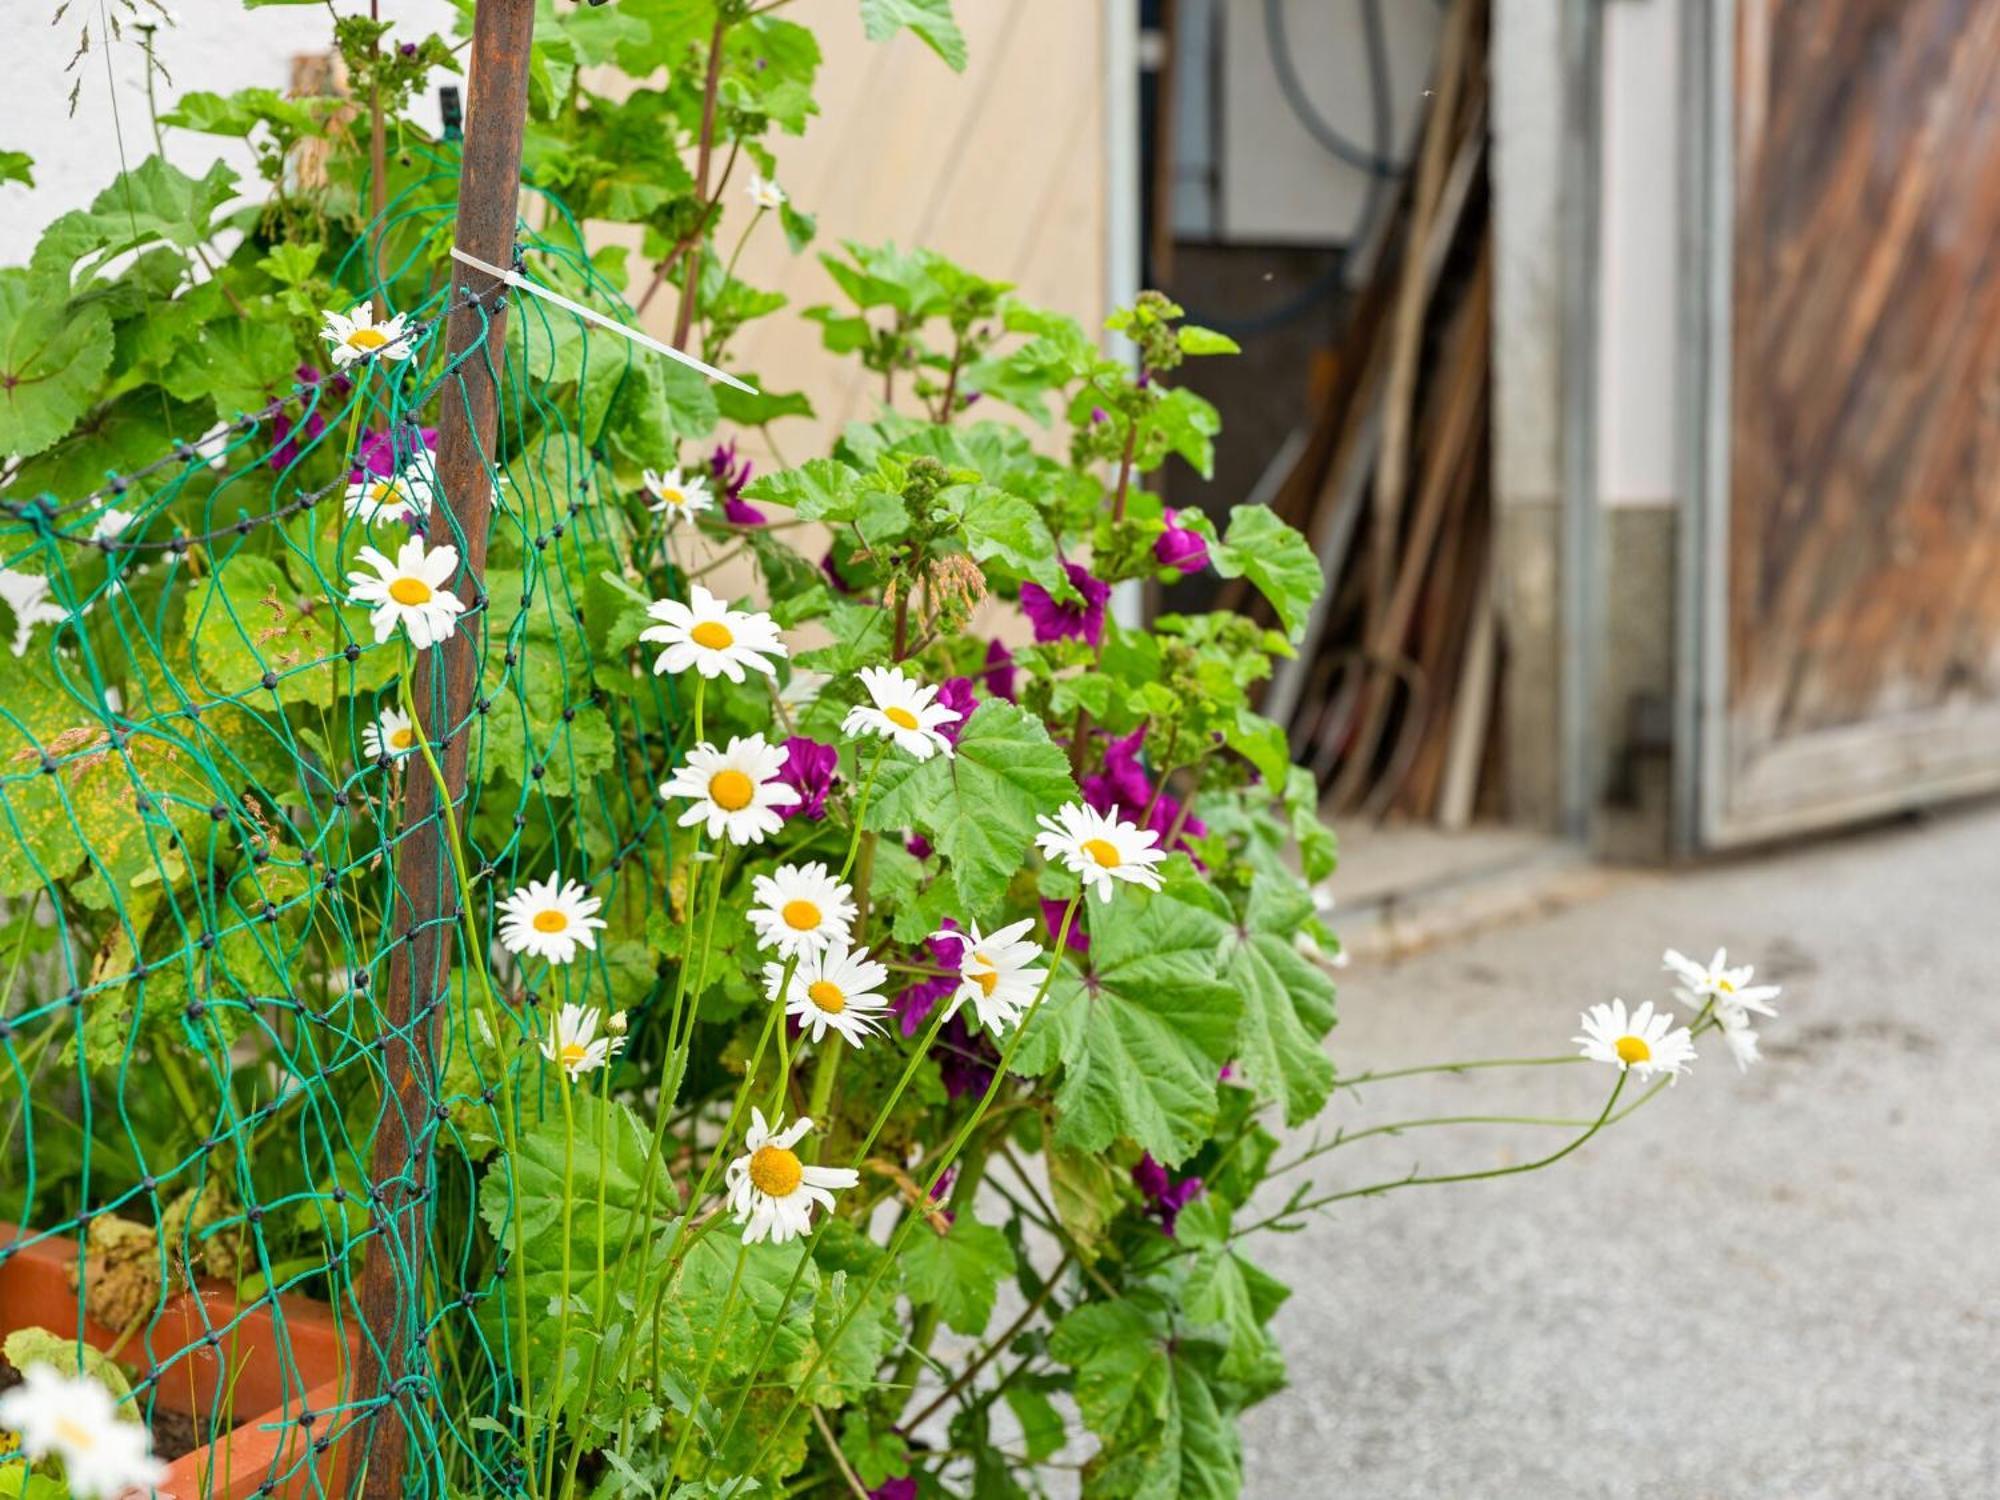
1238, 805, 2000, 1499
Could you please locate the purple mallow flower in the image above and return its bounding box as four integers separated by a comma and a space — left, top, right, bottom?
712, 440, 766, 525
1154, 508, 1209, 574
269, 366, 348, 471
982, 638, 1016, 701
869, 1481, 918, 1500
1020, 562, 1109, 648
938, 1015, 998, 1101
776, 736, 837, 822
1132, 1152, 1204, 1237
820, 549, 855, 595
1042, 897, 1088, 955
1082, 727, 1207, 852
353, 420, 437, 481
936, 676, 977, 745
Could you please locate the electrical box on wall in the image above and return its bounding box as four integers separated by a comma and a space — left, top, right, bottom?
1202, 0, 1441, 246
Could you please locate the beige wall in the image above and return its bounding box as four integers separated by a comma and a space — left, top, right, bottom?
633, 1, 1111, 461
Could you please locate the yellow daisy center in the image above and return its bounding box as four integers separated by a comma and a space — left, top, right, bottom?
691, 620, 735, 650
974, 966, 1000, 997
749, 1143, 803, 1197
1614, 1035, 1651, 1065
1717, 977, 1735, 992
807, 979, 847, 1014
559, 1041, 591, 1069
346, 326, 390, 352
709, 769, 755, 811
52, 1417, 96, 1450
371, 482, 400, 506
1081, 838, 1122, 868
388, 576, 433, 607
532, 909, 569, 933
782, 899, 823, 931
660, 488, 685, 507
389, 728, 416, 750
883, 705, 920, 731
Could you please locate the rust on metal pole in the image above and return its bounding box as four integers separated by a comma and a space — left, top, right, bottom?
352, 2, 536, 1496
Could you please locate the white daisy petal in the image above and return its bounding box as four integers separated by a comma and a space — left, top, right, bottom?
344, 469, 435, 526
1574, 997, 1697, 1082
937, 917, 1046, 1034
748, 861, 857, 957
642, 466, 716, 526
539, 1001, 626, 1078
747, 173, 787, 211
659, 733, 799, 846
765, 942, 891, 1049
319, 303, 417, 369
345, 536, 466, 648
1662, 946, 1781, 1021
639, 583, 786, 682
726, 1111, 854, 1244
362, 705, 420, 762
0, 1363, 167, 1499
841, 665, 960, 761
499, 876, 609, 966
1032, 801, 1165, 903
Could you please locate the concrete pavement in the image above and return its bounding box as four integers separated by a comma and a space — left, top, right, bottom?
1239, 804, 2000, 1499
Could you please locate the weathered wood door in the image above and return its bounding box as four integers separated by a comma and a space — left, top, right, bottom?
1683, 0, 2000, 846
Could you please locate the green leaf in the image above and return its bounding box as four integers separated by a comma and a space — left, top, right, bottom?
1220, 873, 1336, 1126
0, 151, 34, 188
860, 0, 969, 70
939, 483, 1061, 587
1208, 504, 1322, 642
1224, 708, 1292, 789
1143, 385, 1220, 479
741, 457, 863, 521
184, 555, 340, 708
4, 1327, 132, 1399
1048, 1300, 1169, 1441
1016, 870, 1240, 1166
162, 319, 300, 422
899, 1214, 1014, 1335
865, 700, 1078, 914
1176, 325, 1240, 356
31, 156, 239, 285
0, 270, 112, 458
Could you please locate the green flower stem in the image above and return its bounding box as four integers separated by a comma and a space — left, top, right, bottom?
903, 1248, 1072, 1432
803, 1037, 842, 1162
839, 743, 890, 882
542, 1062, 579, 1497
1228, 1073, 1630, 1242
1332, 1054, 1584, 1090
723, 895, 1084, 1477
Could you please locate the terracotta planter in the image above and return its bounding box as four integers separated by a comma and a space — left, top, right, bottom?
0, 1232, 360, 1499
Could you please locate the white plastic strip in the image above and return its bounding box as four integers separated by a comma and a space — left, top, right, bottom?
450, 246, 758, 394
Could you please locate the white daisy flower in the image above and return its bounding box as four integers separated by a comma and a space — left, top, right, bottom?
343, 469, 435, 526
0, 568, 70, 655
498, 876, 608, 966
1663, 947, 1781, 1025
639, 583, 787, 683
841, 665, 961, 761
0, 1363, 166, 1500
88, 506, 134, 542
766, 942, 891, 1049
1719, 1014, 1762, 1072
540, 1001, 625, 1079
346, 536, 466, 648
725, 1108, 858, 1245
1033, 802, 1165, 903
937, 917, 1046, 1034
746, 173, 787, 211
362, 705, 419, 761
642, 466, 714, 525
320, 303, 417, 368
1575, 998, 1697, 1083
660, 734, 799, 845
747, 861, 857, 958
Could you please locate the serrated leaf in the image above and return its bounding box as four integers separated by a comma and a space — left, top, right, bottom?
1015, 871, 1239, 1166
0, 270, 112, 458
860, 0, 969, 70
1220, 874, 1336, 1126
940, 483, 1061, 587
3, 1327, 131, 1399
742, 457, 863, 521
899, 1214, 1014, 1335
1208, 504, 1322, 642
865, 700, 1077, 914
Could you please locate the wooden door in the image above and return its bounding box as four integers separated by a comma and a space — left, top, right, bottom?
1684, 0, 2000, 846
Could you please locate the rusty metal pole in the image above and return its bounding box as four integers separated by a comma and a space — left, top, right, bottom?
352, 2, 535, 1496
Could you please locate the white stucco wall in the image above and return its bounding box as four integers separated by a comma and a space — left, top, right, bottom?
0, 1, 454, 265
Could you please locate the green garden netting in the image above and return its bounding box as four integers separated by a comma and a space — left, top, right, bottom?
0, 161, 676, 1496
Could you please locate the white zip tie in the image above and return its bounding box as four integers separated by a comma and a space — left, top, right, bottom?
450, 246, 758, 394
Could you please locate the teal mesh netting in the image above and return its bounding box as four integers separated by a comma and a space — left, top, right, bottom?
0, 163, 675, 1497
